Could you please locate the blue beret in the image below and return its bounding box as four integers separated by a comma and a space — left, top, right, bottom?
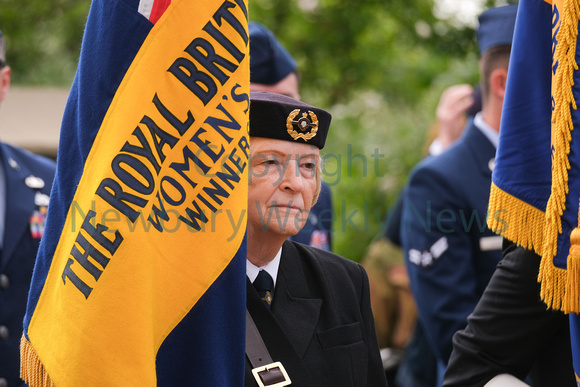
477, 4, 518, 55
250, 91, 331, 149
249, 22, 297, 85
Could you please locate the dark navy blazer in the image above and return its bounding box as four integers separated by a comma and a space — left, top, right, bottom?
401, 121, 502, 366
245, 240, 387, 387
0, 143, 55, 387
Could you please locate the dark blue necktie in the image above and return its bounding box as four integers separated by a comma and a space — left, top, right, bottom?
253, 270, 274, 308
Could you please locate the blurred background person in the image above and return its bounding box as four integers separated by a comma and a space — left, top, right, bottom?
363, 81, 480, 386
0, 29, 56, 387
399, 4, 517, 386
249, 21, 333, 251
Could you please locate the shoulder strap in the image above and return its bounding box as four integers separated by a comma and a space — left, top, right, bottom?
246, 309, 274, 367
246, 309, 291, 386
246, 279, 315, 387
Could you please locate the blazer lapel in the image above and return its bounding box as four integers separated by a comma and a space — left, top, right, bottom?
272, 241, 322, 358
464, 121, 496, 178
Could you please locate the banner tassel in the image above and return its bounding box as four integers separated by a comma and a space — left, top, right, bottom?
541, 0, 580, 310
565, 205, 580, 313
20, 335, 55, 387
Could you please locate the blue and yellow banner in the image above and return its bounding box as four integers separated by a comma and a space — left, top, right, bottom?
486, 0, 553, 255
20, 0, 249, 385
488, 0, 580, 379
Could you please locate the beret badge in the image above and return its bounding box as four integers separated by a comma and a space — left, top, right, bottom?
286, 109, 319, 142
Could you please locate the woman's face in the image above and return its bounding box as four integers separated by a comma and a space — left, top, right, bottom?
247, 137, 320, 238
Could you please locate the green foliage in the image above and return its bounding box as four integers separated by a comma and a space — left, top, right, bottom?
0, 0, 90, 85
250, 0, 478, 105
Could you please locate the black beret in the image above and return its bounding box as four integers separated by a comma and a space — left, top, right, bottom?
477, 4, 517, 55
249, 91, 331, 149
249, 22, 297, 85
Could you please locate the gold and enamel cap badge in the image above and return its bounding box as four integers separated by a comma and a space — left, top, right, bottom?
286, 109, 319, 142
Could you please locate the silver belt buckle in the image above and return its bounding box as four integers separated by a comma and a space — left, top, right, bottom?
251, 361, 291, 387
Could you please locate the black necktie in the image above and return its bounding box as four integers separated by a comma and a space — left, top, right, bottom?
253, 270, 274, 308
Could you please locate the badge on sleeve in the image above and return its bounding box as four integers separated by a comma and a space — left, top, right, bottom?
408, 237, 449, 268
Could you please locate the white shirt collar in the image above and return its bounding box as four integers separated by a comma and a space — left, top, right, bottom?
246, 247, 282, 288
428, 138, 444, 156
473, 112, 499, 149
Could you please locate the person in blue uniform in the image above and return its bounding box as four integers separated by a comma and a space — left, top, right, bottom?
400, 5, 517, 385
376, 83, 480, 387
249, 22, 333, 251
245, 91, 387, 387
0, 30, 56, 387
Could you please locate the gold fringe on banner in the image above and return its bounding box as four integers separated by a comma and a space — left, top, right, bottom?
20, 335, 55, 387
565, 220, 580, 312
542, 0, 580, 312
539, 262, 568, 310
487, 182, 546, 255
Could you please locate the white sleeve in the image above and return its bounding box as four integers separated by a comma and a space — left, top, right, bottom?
484, 374, 529, 387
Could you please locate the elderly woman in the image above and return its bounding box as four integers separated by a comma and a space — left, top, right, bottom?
245, 91, 387, 387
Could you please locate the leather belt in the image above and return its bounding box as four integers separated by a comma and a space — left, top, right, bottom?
246, 309, 292, 387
